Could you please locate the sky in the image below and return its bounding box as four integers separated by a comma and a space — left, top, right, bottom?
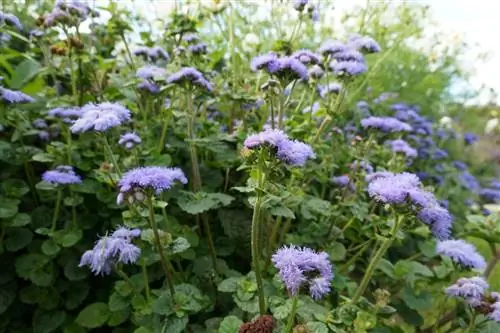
100, 0, 499, 105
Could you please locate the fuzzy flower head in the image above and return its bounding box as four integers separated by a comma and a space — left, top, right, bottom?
118, 132, 141, 149
361, 116, 412, 133
349, 36, 381, 53
293, 0, 308, 11
148, 46, 169, 61
387, 139, 418, 158
417, 204, 453, 240
0, 87, 35, 104
272, 245, 334, 299
251, 53, 278, 71
137, 80, 160, 94
292, 49, 322, 64
318, 40, 346, 55
79, 227, 141, 275
243, 128, 289, 150
188, 43, 208, 54
269, 57, 309, 81
48, 107, 83, 123
136, 65, 167, 80
70, 102, 131, 134
317, 83, 342, 98
368, 172, 422, 204
166, 67, 213, 91
436, 239, 486, 269
445, 277, 489, 307
117, 166, 188, 204
330, 61, 367, 76
0, 12, 23, 30
42, 165, 82, 185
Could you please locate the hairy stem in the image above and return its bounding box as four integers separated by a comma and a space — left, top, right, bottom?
141, 261, 151, 302
284, 296, 299, 333
103, 136, 121, 176
51, 190, 63, 233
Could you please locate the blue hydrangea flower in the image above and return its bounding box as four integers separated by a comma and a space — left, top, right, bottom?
0, 87, 35, 104
387, 139, 418, 158
445, 277, 488, 307
361, 116, 412, 132
318, 40, 346, 55
118, 132, 141, 149
188, 43, 208, 54
490, 180, 500, 190
117, 166, 188, 204
70, 102, 131, 133
42, 165, 82, 185
136, 65, 167, 80
272, 245, 334, 300
79, 227, 141, 275
166, 67, 213, 91
292, 49, 322, 64
48, 106, 83, 123
436, 239, 486, 269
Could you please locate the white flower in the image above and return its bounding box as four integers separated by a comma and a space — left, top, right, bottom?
242, 33, 260, 53
485, 118, 499, 134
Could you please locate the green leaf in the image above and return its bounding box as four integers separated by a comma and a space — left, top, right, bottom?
109, 291, 129, 311
65, 283, 89, 310
327, 242, 347, 261
33, 310, 66, 333
268, 205, 295, 218
218, 316, 243, 333
2, 179, 30, 197
0, 282, 16, 314
61, 230, 83, 247
177, 192, 235, 215
401, 286, 433, 311
134, 328, 153, 333
377, 259, 395, 278
10, 58, 41, 89
164, 316, 188, 333
5, 227, 33, 252
152, 292, 174, 316
32, 153, 55, 163
306, 322, 329, 333
218, 277, 240, 293
75, 303, 110, 328
41, 239, 61, 256
64, 258, 89, 281
108, 308, 130, 327
170, 237, 191, 254
63, 195, 84, 207
272, 300, 292, 320
6, 213, 31, 227
0, 197, 20, 218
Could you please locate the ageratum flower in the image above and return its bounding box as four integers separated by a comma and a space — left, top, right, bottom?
480, 188, 500, 202
332, 49, 365, 63
244, 128, 289, 149
464, 132, 478, 145
452, 160, 468, 171
79, 226, 141, 275
331, 175, 351, 187
361, 116, 412, 132
182, 33, 199, 43
118, 132, 141, 149
70, 102, 131, 134
0, 12, 23, 30
349, 36, 381, 53
33, 118, 48, 129
293, 0, 308, 11
488, 293, 500, 322
292, 49, 321, 64
368, 172, 422, 204
437, 239, 486, 269
137, 80, 160, 94
188, 43, 208, 54
317, 83, 342, 98
308, 65, 324, 78
117, 166, 187, 204
272, 245, 333, 300
309, 4, 319, 21
166, 67, 213, 91
350, 160, 374, 174
445, 277, 488, 307
330, 61, 368, 76
417, 204, 452, 240
251, 53, 279, 72
42, 165, 82, 185
433, 148, 449, 160
490, 180, 500, 190
268, 57, 309, 81
48, 106, 83, 123
459, 171, 481, 192
302, 101, 320, 114
365, 171, 394, 183
0, 87, 35, 104
133, 46, 149, 57
318, 40, 346, 55
136, 65, 167, 80
148, 46, 169, 61
387, 139, 418, 158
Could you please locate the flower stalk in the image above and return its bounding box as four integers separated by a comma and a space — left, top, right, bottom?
284, 296, 299, 333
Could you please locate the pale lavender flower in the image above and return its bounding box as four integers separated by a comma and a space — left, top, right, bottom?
33, 118, 48, 129
182, 33, 199, 43
330, 61, 367, 76
318, 40, 346, 55
79, 229, 141, 275
166, 67, 213, 91
48, 107, 83, 123
244, 128, 289, 149
133, 46, 150, 57
117, 166, 187, 204
188, 43, 208, 54
292, 49, 321, 64
70, 102, 131, 133
118, 132, 141, 149
490, 180, 500, 190
445, 277, 488, 306
293, 0, 308, 11
350, 160, 374, 174
460, 171, 481, 192
349, 36, 381, 53
365, 171, 394, 183
331, 175, 350, 187
137, 80, 160, 94
272, 245, 333, 299
361, 116, 412, 132
302, 102, 320, 114
309, 65, 324, 78
437, 239, 486, 269
368, 172, 421, 204
317, 82, 342, 98
251, 53, 279, 71
276, 139, 316, 166
417, 204, 453, 240
480, 188, 500, 202
148, 46, 169, 61
0, 12, 23, 30
42, 165, 82, 185
452, 161, 468, 171
0, 87, 35, 104
488, 294, 500, 322
387, 139, 418, 158
269, 57, 309, 81
332, 49, 365, 63
136, 65, 167, 80
309, 4, 319, 21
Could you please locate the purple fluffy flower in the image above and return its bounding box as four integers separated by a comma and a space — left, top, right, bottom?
148, 46, 169, 61
330, 61, 367, 76
188, 43, 208, 54
133, 46, 149, 57
368, 172, 422, 204
332, 49, 365, 63
361, 116, 412, 132
182, 33, 199, 43
350, 160, 374, 174
166, 67, 213, 91
117, 166, 187, 204
42, 165, 82, 185
318, 40, 346, 55
436, 239, 486, 269
268, 57, 309, 81
79, 227, 141, 275
365, 171, 394, 183
292, 49, 321, 64
463, 132, 478, 145
452, 161, 467, 171
137, 80, 160, 94
308, 65, 324, 78
302, 101, 320, 114
489, 294, 500, 322
70, 102, 131, 133
48, 106, 83, 123
251, 53, 279, 71
0, 87, 35, 104
331, 175, 351, 187
272, 245, 334, 299
309, 4, 319, 21
317, 82, 342, 98
136, 65, 167, 80
293, 0, 308, 11
0, 12, 23, 30
244, 128, 289, 149
445, 277, 488, 307
349, 36, 381, 53
118, 132, 141, 149
480, 188, 500, 202
33, 118, 48, 129
490, 180, 500, 190
276, 140, 316, 166
387, 139, 418, 158
460, 171, 481, 192
417, 204, 452, 240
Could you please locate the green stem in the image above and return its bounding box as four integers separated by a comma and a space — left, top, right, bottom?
284, 296, 299, 333
70, 189, 77, 228
350, 215, 405, 303
146, 196, 175, 295
251, 152, 267, 315
51, 190, 63, 233
116, 268, 141, 298
120, 31, 136, 70
141, 261, 151, 302
467, 312, 477, 333
340, 240, 372, 274
103, 136, 121, 176
157, 111, 171, 154
67, 127, 72, 165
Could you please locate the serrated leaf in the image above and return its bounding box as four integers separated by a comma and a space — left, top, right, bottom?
218, 277, 240, 293
33, 310, 66, 333
401, 286, 433, 311
0, 197, 20, 218
5, 227, 33, 252
170, 237, 191, 254
218, 316, 243, 333
108, 308, 130, 327
61, 230, 83, 247
177, 192, 235, 215
109, 291, 129, 311
65, 283, 89, 310
75, 303, 110, 328
268, 205, 295, 218
306, 322, 329, 333
41, 239, 61, 256
0, 282, 16, 314
2, 179, 30, 197
164, 316, 188, 333
327, 242, 346, 261
6, 213, 31, 227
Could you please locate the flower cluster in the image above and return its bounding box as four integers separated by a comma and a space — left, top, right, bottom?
42, 165, 82, 185
386, 139, 418, 158
133, 46, 169, 62
42, 0, 97, 27
436, 239, 486, 269
361, 116, 412, 133
166, 67, 213, 91
251, 53, 309, 81
272, 245, 334, 299
70, 102, 131, 133
117, 166, 188, 204
118, 132, 142, 149
244, 129, 315, 166
79, 226, 141, 275
48, 106, 83, 123
0, 87, 35, 104
445, 276, 489, 306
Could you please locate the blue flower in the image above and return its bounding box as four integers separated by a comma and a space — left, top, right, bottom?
349, 35, 381, 53
330, 60, 367, 76
33, 118, 48, 129
463, 132, 478, 145
436, 239, 486, 269
332, 49, 365, 63
318, 40, 346, 55
272, 245, 333, 299
182, 33, 199, 43
480, 188, 500, 202
137, 80, 160, 94
244, 128, 289, 149
0, 87, 35, 104
268, 57, 309, 81
417, 204, 452, 240
445, 277, 488, 307
0, 12, 23, 30
308, 65, 324, 78
452, 161, 468, 171
292, 49, 322, 64
386, 139, 417, 158
293, 0, 308, 11
251, 53, 279, 71
166, 67, 213, 91
488, 293, 500, 322
48, 106, 83, 123
361, 116, 412, 132
136, 65, 167, 80
188, 43, 208, 54
367, 172, 422, 204
117, 166, 188, 204
70, 102, 131, 133
148, 46, 170, 61
118, 132, 141, 149
317, 83, 342, 98
42, 165, 82, 185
